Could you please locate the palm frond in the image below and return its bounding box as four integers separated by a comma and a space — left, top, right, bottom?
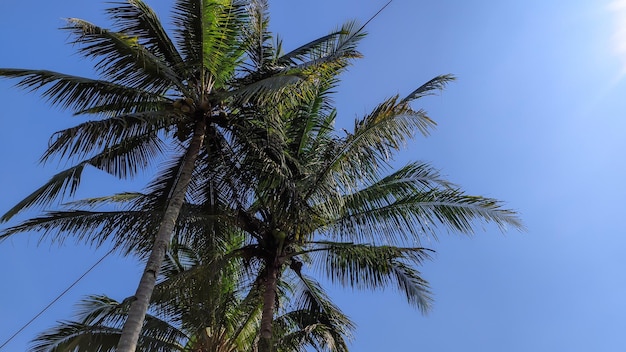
87, 130, 165, 179
224, 73, 303, 104
326, 189, 523, 244
189, 127, 255, 208
171, 0, 204, 66
281, 68, 339, 160
242, 0, 275, 71
160, 240, 203, 278
31, 321, 122, 352
63, 192, 146, 208
228, 282, 264, 348
63, 18, 183, 92
313, 162, 455, 243
403, 189, 525, 233
282, 21, 365, 71
273, 309, 351, 352
30, 295, 188, 352
73, 100, 171, 117
305, 95, 437, 202
151, 254, 238, 305
201, 0, 249, 88
1, 129, 165, 222
400, 74, 456, 104
312, 243, 433, 312
0, 210, 158, 252
105, 0, 185, 77
360, 161, 456, 193
269, 273, 353, 352
0, 68, 165, 114
276, 31, 345, 67
172, 0, 249, 89
0, 164, 87, 222
290, 274, 354, 331
41, 110, 173, 163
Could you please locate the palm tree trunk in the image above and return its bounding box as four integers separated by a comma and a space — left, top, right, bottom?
258, 261, 279, 352
117, 119, 207, 352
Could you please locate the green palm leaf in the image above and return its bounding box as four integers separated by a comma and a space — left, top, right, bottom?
241, 0, 275, 71
1, 131, 164, 221
30, 295, 187, 352
0, 210, 156, 252
313, 243, 433, 312
63, 18, 183, 92
222, 73, 304, 104
171, 0, 248, 89
276, 31, 346, 67
401, 74, 456, 104
105, 0, 186, 77
0, 68, 165, 114
273, 308, 351, 352
282, 21, 365, 71
41, 111, 172, 163
305, 95, 437, 202
327, 189, 522, 244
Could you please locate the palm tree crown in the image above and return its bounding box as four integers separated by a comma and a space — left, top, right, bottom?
30, 234, 352, 351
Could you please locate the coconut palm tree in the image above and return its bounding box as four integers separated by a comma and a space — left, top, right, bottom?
203, 68, 525, 352
29, 235, 352, 351
0, 0, 367, 350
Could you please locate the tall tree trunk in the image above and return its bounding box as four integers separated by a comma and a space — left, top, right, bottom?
258, 261, 279, 352
117, 119, 207, 352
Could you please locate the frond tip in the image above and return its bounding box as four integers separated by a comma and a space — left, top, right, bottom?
401, 74, 456, 104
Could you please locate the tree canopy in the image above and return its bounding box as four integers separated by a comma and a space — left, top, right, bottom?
0, 0, 523, 351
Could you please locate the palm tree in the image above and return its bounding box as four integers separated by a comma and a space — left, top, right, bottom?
0, 0, 367, 350
29, 235, 352, 351
204, 68, 525, 351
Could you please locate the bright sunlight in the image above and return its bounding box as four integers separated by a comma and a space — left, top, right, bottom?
609, 0, 626, 77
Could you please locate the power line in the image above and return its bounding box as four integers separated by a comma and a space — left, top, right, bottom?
0, 247, 115, 350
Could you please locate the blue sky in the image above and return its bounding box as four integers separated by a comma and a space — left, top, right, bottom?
1, 0, 626, 351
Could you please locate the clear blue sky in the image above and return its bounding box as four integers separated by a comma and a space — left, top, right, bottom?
2, 0, 626, 351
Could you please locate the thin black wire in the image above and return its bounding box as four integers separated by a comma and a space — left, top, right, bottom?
0, 247, 116, 350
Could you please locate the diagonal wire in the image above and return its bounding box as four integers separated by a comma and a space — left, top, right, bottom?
0, 247, 116, 350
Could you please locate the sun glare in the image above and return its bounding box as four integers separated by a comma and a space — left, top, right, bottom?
609, 0, 626, 78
